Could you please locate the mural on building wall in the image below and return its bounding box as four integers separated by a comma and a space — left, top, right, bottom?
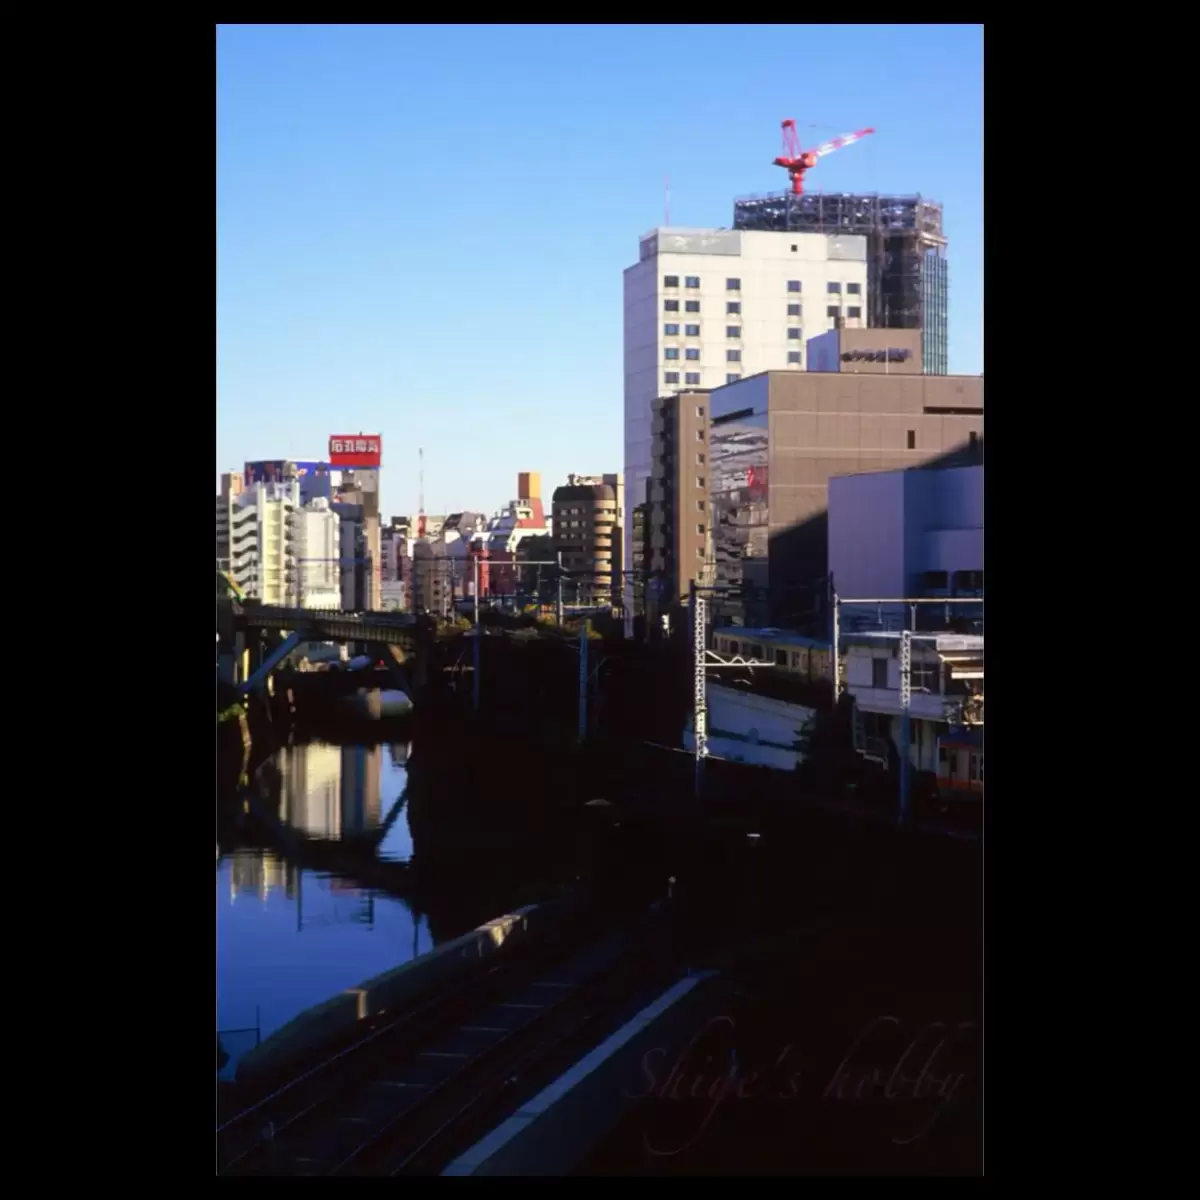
710, 409, 769, 624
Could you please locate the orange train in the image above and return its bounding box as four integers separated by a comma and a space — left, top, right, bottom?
937, 727, 983, 798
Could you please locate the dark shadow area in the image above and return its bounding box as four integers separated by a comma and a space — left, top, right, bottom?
768, 436, 984, 636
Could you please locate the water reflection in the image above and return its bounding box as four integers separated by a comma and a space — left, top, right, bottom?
217, 740, 421, 1079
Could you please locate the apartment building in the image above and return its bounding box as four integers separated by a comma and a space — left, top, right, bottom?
552, 474, 624, 606
645, 389, 712, 627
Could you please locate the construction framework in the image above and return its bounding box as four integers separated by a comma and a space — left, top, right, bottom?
732, 191, 949, 374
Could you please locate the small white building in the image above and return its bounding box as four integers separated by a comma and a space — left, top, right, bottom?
841, 633, 981, 772
229, 480, 300, 605
292, 497, 342, 610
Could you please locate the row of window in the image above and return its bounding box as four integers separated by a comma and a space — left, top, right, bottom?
665, 275, 860, 295
663, 324, 745, 338
666, 300, 861, 318
665, 371, 743, 386
666, 348, 743, 363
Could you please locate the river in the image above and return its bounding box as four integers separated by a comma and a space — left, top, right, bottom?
217, 741, 432, 1078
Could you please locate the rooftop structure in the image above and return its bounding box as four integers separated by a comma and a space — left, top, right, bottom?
733, 192, 948, 374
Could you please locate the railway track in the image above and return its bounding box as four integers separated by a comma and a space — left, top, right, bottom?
218, 907, 674, 1176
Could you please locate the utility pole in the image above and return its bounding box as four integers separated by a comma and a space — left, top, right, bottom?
831, 587, 841, 699
578, 620, 588, 741
556, 552, 564, 627
472, 554, 481, 712
690, 580, 708, 797
899, 627, 912, 827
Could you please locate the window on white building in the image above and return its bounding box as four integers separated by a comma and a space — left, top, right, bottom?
848, 306, 862, 319
726, 373, 741, 383
726, 326, 741, 338
664, 323, 679, 336
787, 351, 801, 364
685, 276, 700, 288
726, 278, 741, 290
847, 282, 861, 295
664, 275, 679, 288
685, 300, 700, 313
727, 301, 741, 314
787, 328, 801, 340
685, 348, 700, 361
685, 324, 700, 337
665, 347, 679, 360
828, 282, 841, 294
827, 306, 840, 318
665, 371, 680, 384
727, 350, 741, 362
787, 280, 801, 292
787, 303, 802, 317
665, 299, 679, 312
685, 372, 700, 385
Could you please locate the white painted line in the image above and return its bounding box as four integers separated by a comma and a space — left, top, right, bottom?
441, 971, 716, 1177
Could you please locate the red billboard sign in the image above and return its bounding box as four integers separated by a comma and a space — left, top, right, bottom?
329, 435, 382, 468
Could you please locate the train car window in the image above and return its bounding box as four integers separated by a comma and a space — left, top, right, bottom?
775, 649, 788, 666
728, 640, 739, 655
938, 747, 947, 763
969, 755, 979, 781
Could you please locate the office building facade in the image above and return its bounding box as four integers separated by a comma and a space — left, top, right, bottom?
624, 226, 868, 583
709, 369, 982, 631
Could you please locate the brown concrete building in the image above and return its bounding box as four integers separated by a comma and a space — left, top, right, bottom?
552, 474, 624, 606
645, 389, 711, 627
710, 368, 982, 630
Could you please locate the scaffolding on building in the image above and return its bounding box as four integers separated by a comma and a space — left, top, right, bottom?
732, 191, 949, 373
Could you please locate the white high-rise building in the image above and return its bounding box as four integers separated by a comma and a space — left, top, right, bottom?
229, 480, 300, 604
293, 497, 342, 610
623, 226, 869, 576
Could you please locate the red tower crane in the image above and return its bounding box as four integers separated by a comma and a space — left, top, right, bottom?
772, 119, 875, 196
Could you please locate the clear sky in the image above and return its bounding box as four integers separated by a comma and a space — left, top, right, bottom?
217, 23, 983, 520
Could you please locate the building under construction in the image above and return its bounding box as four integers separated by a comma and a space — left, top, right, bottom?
732, 192, 949, 374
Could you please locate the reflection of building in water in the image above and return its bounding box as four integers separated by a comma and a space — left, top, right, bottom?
341, 745, 382, 833
270, 742, 384, 840
229, 851, 295, 900
279, 743, 344, 838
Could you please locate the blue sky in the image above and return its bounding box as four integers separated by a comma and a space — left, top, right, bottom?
217, 23, 983, 519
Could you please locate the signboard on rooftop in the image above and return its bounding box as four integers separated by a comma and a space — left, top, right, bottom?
936, 635, 984, 652
329, 435, 382, 468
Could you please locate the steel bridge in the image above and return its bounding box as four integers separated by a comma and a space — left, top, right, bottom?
235, 605, 431, 649
218, 600, 438, 698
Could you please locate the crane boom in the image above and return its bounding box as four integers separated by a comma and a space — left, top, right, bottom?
772, 118, 875, 196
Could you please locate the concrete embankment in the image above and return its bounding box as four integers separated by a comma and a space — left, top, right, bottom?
442, 970, 727, 1176
235, 899, 574, 1084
